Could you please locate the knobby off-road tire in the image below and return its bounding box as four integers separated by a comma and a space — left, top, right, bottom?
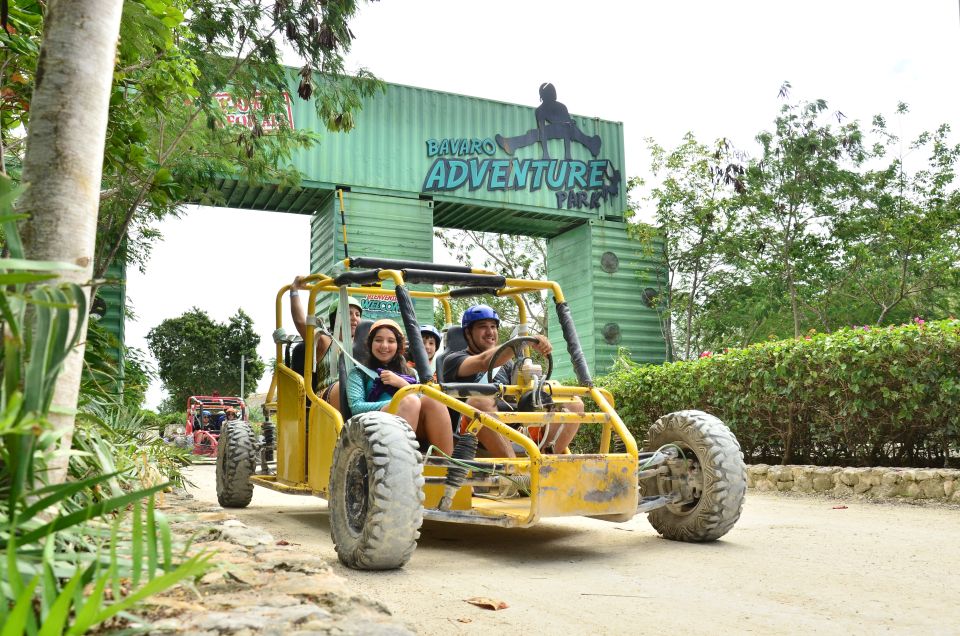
216, 420, 256, 508
642, 410, 746, 542
329, 411, 425, 570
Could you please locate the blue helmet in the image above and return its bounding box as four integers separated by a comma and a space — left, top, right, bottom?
461, 304, 500, 330
420, 324, 442, 343
202, 410, 211, 417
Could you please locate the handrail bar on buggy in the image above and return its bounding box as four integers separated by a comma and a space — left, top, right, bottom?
345, 256, 497, 276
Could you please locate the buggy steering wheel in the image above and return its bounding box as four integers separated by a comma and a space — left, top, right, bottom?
486, 336, 554, 384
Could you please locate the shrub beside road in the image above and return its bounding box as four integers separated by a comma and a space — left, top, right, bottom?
599, 319, 960, 468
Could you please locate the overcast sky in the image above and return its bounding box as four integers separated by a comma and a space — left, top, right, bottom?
127, 1, 960, 409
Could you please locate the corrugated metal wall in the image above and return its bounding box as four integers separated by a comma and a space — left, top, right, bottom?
286, 79, 627, 220
548, 220, 667, 379
546, 223, 594, 380
99, 259, 126, 394
311, 191, 435, 324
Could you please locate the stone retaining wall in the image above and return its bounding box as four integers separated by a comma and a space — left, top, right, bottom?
747, 465, 960, 503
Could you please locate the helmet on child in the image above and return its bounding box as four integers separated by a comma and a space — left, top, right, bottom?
461, 304, 500, 330
347, 296, 363, 312
419, 324, 442, 344
201, 410, 211, 417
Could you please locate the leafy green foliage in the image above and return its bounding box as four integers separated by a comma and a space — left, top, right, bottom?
599, 320, 960, 467
635, 134, 745, 360
1, 0, 383, 279
80, 318, 155, 411
0, 1, 42, 172
636, 86, 960, 357
147, 307, 265, 407
837, 104, 960, 324
0, 184, 208, 632
434, 230, 548, 333
73, 405, 191, 491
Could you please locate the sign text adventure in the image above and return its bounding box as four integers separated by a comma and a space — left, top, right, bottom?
420, 84, 620, 210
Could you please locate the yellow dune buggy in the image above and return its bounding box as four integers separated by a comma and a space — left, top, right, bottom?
215, 257, 747, 570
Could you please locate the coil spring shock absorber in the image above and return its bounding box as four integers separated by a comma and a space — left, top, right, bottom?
437, 434, 478, 510
260, 421, 275, 474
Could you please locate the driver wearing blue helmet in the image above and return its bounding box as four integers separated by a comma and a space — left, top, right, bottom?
442, 304, 582, 456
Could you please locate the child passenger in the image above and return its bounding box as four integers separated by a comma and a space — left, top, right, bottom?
346, 319, 453, 455
407, 324, 442, 381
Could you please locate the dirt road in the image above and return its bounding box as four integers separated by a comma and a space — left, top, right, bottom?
185, 465, 960, 635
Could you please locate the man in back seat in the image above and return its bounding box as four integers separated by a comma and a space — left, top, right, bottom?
289, 276, 363, 410
442, 304, 582, 456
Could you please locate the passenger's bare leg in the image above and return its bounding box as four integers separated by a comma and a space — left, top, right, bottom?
419, 397, 454, 455
327, 382, 340, 411
465, 396, 515, 458
392, 395, 422, 436
543, 397, 584, 454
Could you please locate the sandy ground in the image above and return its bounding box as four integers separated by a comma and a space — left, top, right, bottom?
185, 465, 960, 635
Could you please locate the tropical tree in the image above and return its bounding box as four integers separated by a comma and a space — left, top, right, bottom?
15, 0, 125, 484
435, 229, 549, 333
634, 134, 744, 359
3, 0, 381, 478
92, 0, 384, 280
638, 88, 960, 355
4, 1, 383, 279
729, 82, 867, 338
837, 104, 960, 324
147, 307, 265, 407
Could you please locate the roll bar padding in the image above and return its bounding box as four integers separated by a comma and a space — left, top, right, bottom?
349, 257, 473, 273
556, 301, 593, 387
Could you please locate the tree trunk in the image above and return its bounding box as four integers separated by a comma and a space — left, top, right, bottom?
787, 268, 800, 338
17, 0, 124, 484
684, 267, 700, 360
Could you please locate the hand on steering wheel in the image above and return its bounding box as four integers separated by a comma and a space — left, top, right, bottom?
486, 335, 554, 384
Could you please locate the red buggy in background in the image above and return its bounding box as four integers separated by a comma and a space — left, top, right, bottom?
185, 395, 248, 456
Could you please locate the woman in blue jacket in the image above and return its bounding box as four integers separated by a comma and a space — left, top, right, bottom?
346, 319, 453, 455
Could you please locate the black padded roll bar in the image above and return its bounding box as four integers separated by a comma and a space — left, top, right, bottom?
349, 257, 472, 273
401, 269, 507, 287
556, 301, 593, 387
395, 285, 432, 382
449, 286, 502, 299
333, 269, 382, 287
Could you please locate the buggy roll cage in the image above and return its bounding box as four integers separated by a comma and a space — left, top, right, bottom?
185, 395, 248, 434
264, 256, 635, 461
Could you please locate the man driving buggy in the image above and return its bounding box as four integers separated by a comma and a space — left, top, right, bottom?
442, 304, 583, 456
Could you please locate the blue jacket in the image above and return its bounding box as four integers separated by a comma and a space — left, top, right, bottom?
345, 367, 419, 414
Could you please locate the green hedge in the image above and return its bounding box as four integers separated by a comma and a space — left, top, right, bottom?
597, 319, 960, 467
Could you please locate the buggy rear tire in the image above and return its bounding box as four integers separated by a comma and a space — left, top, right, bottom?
642, 410, 746, 542
329, 411, 424, 570
216, 420, 256, 508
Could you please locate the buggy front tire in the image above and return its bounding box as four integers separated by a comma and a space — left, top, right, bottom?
329, 411, 424, 570
216, 420, 256, 508
642, 410, 746, 542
